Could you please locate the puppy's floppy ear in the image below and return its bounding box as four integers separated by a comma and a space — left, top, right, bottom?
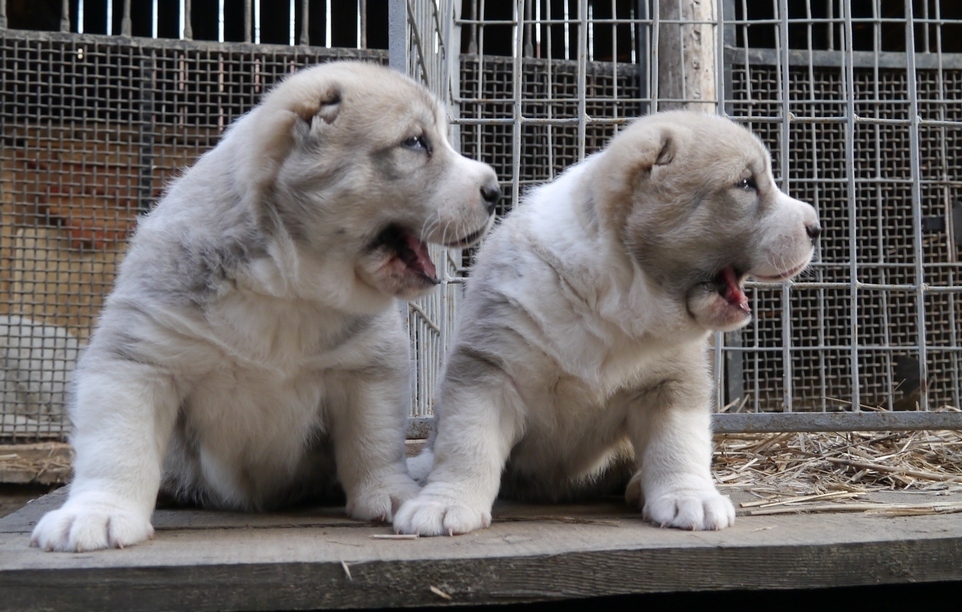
594, 123, 676, 227
316, 92, 342, 124
292, 87, 343, 127
653, 136, 674, 166
240, 79, 343, 194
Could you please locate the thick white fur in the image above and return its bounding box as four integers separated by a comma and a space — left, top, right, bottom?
31, 61, 499, 552
395, 111, 820, 536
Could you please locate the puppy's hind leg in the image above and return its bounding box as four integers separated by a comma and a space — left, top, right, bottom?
30, 361, 182, 552
626, 363, 735, 531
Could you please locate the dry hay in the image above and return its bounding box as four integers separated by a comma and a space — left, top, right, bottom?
0, 442, 72, 485
713, 414, 962, 516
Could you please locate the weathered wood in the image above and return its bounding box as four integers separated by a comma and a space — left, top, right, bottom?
2, 488, 962, 610
657, 0, 717, 112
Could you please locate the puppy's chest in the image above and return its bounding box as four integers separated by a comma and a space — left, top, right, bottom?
525, 342, 667, 415
204, 293, 372, 372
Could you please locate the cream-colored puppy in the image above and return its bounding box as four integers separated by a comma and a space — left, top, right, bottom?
31, 61, 500, 552
395, 111, 819, 536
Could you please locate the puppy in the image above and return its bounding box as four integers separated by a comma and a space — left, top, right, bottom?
394, 111, 820, 536
30, 61, 501, 552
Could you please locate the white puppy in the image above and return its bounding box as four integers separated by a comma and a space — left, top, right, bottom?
31, 61, 501, 552
395, 111, 820, 536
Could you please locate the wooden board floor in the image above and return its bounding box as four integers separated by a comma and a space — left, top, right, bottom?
1, 487, 961, 610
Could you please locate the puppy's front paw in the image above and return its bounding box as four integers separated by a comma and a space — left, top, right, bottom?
643, 487, 735, 531
30, 499, 154, 552
347, 474, 422, 523
393, 493, 491, 536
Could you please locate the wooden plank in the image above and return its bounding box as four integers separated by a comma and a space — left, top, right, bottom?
1, 488, 961, 609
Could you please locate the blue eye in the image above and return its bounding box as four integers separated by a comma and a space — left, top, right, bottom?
737, 177, 757, 191
402, 135, 428, 151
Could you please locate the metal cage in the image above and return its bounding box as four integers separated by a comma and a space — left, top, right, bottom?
1, 0, 961, 444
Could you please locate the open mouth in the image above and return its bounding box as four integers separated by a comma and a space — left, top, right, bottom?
371, 222, 491, 289
374, 225, 439, 284
714, 266, 751, 315
710, 262, 809, 316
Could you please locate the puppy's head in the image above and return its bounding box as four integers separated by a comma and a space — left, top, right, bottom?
242, 61, 501, 302
594, 111, 820, 332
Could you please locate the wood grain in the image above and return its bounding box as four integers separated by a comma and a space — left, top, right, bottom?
1, 489, 961, 610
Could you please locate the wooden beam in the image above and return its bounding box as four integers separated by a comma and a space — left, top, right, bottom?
657, 0, 717, 112
2, 488, 962, 609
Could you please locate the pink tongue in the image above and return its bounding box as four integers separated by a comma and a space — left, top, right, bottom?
404, 232, 438, 281
721, 267, 750, 313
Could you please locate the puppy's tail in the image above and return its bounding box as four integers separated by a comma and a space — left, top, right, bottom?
405, 449, 435, 486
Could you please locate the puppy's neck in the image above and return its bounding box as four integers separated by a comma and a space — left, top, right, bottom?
533, 162, 710, 344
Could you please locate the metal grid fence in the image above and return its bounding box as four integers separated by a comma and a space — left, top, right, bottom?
0, 1, 387, 441
1, 0, 961, 442
449, 0, 962, 432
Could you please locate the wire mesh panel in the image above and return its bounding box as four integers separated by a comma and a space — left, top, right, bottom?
0, 25, 385, 441
447, 0, 962, 431
721, 0, 962, 425
391, 0, 463, 418
3, 0, 962, 440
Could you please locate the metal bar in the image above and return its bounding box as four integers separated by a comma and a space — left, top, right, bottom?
466, 0, 477, 53
841, 0, 859, 414
60, 0, 70, 32
717, 0, 729, 114
904, 0, 929, 411
635, 0, 650, 114
724, 46, 962, 70
244, 0, 251, 43
935, 4, 962, 413
183, 0, 193, 40
407, 411, 962, 438
712, 412, 962, 433
122, 0, 131, 36
138, 51, 156, 214
651, 0, 660, 108
870, 1, 895, 412
388, 0, 406, 72
777, 0, 792, 412
0, 28, 388, 57
360, 0, 366, 48
0, 0, 7, 29
523, 0, 532, 57
510, 0, 523, 209
545, 0, 554, 177
404, 0, 430, 86
300, 0, 309, 45
577, 0, 587, 161
715, 345, 962, 353
254, 0, 261, 43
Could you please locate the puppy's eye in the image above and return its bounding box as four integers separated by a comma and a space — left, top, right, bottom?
736, 177, 757, 191
402, 135, 428, 151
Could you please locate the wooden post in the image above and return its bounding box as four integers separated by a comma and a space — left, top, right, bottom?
657, 0, 717, 112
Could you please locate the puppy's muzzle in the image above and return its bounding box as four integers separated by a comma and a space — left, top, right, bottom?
806, 222, 822, 245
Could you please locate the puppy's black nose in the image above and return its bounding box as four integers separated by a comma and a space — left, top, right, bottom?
806, 223, 822, 244
481, 182, 502, 215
